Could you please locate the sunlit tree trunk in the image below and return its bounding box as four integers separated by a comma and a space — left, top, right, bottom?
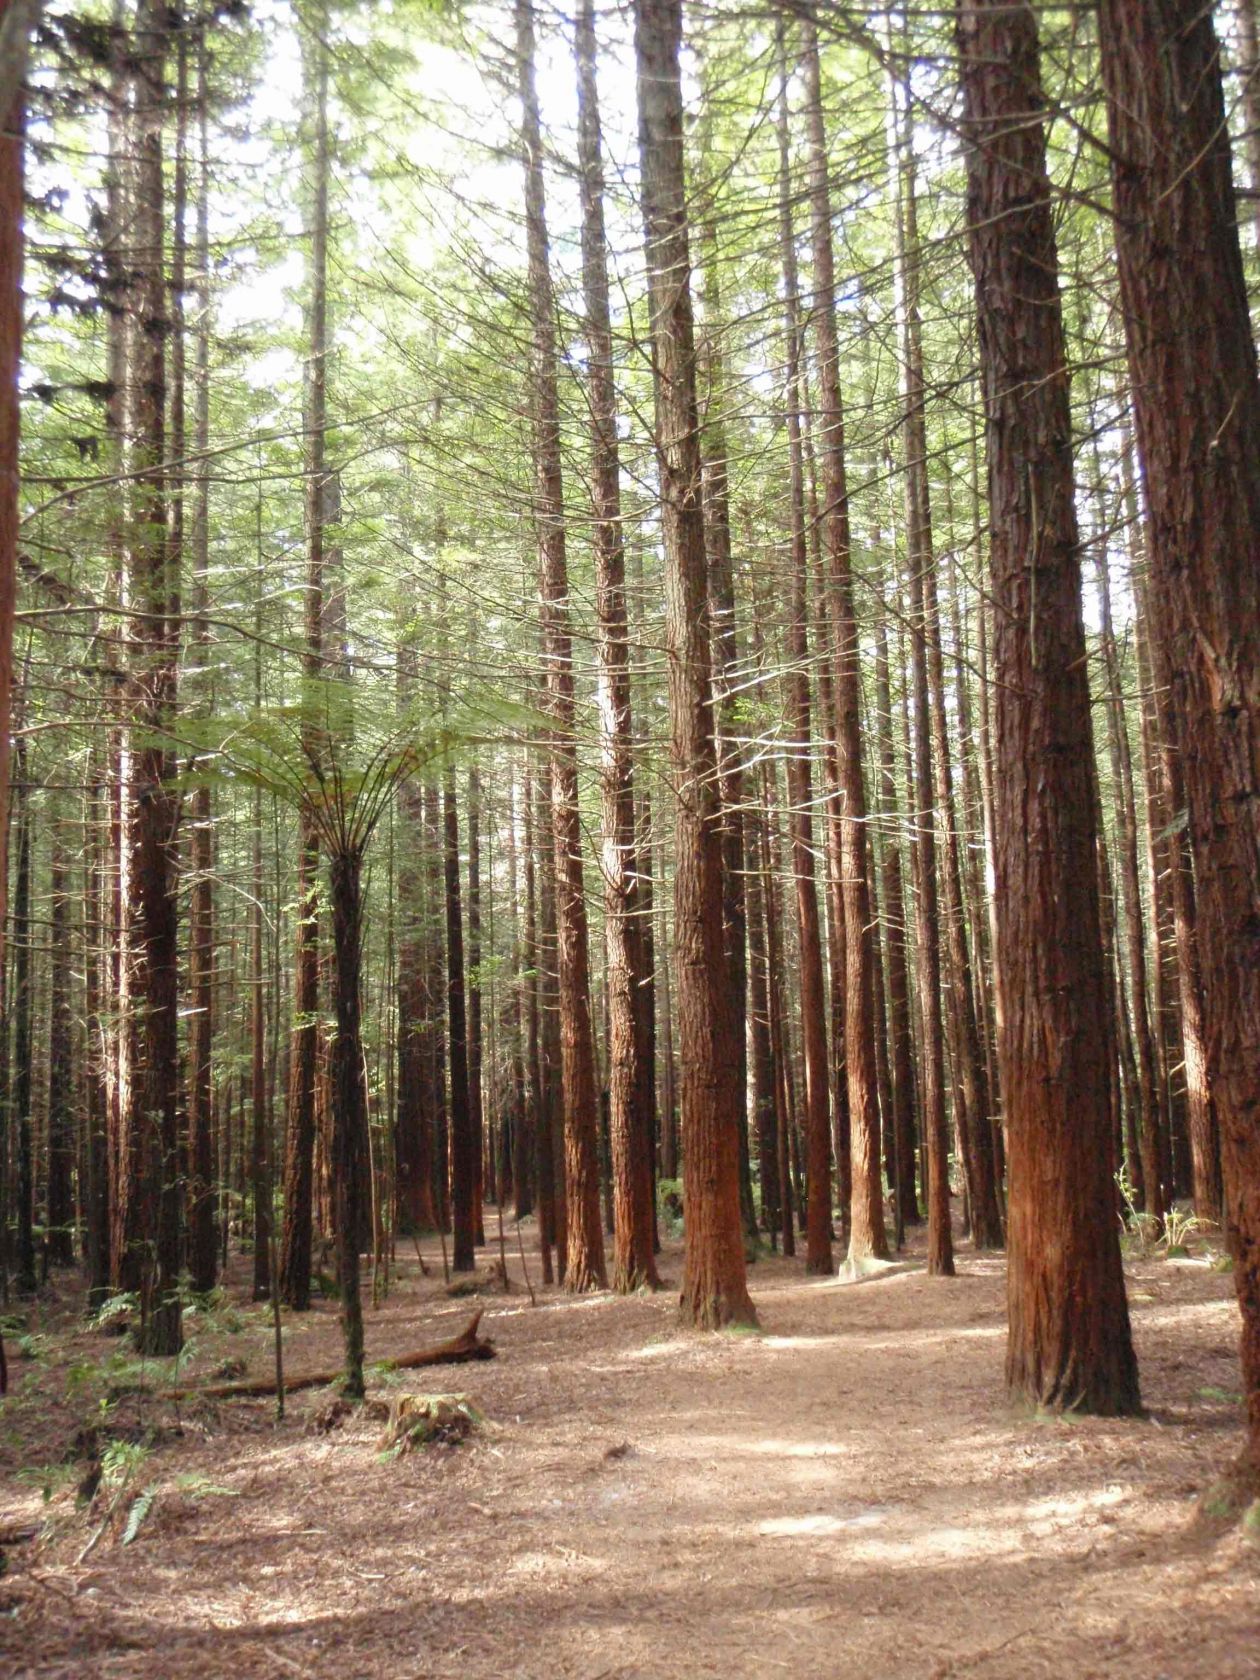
800, 22, 887, 1267
574, 0, 657, 1291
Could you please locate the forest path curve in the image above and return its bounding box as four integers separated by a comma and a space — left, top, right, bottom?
2, 1230, 1256, 1678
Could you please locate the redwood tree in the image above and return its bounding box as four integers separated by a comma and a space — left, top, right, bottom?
515, 0, 606, 1293
634, 0, 754, 1327
1095, 0, 1260, 1476
574, 0, 657, 1293
957, 0, 1139, 1413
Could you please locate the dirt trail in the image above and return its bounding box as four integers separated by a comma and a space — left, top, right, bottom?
2, 1229, 1256, 1678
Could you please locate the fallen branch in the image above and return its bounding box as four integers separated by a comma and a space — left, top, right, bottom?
162, 1312, 495, 1401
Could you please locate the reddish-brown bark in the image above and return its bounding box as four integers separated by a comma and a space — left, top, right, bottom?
957, 0, 1139, 1413
635, 0, 755, 1327
279, 9, 330, 1311
777, 33, 832, 1275
801, 21, 887, 1267
574, 0, 657, 1293
1096, 0, 1260, 1466
516, 0, 606, 1293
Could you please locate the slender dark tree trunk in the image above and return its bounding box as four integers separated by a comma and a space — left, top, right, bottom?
1136, 576, 1221, 1222
698, 202, 756, 1250
467, 765, 486, 1248
573, 0, 656, 1291
801, 22, 887, 1268
516, 0, 606, 1292
445, 766, 476, 1272
887, 51, 998, 1253
635, 0, 755, 1326
1094, 535, 1164, 1221
760, 761, 795, 1257
250, 775, 270, 1299
1096, 0, 1260, 1471
125, 0, 181, 1356
745, 812, 780, 1240
875, 620, 919, 1227
279, 8, 330, 1311
395, 767, 436, 1233
506, 767, 533, 1220
46, 828, 74, 1266
186, 22, 215, 1296
84, 767, 110, 1305
776, 34, 831, 1274
12, 768, 33, 1292
523, 759, 553, 1279
328, 846, 366, 1398
0, 0, 24, 1031
906, 530, 954, 1278
421, 778, 449, 1231
958, 0, 1138, 1413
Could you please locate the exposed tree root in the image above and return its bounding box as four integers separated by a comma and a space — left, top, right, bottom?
163, 1311, 495, 1401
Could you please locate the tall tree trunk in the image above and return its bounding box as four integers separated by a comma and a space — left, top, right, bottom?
84, 765, 110, 1305
445, 764, 476, 1272
0, 0, 23, 1030
760, 759, 795, 1257
906, 527, 954, 1277
185, 18, 215, 1296
574, 0, 657, 1292
46, 825, 74, 1266
329, 847, 366, 1398
958, 0, 1138, 1413
466, 764, 486, 1248
506, 765, 533, 1220
516, 0, 606, 1292
1136, 577, 1221, 1222
250, 778, 270, 1299
395, 766, 436, 1232
11, 766, 32, 1292
698, 195, 756, 1251
125, 0, 181, 1356
1094, 533, 1165, 1220
888, 45, 999, 1253
776, 35, 831, 1274
1096, 0, 1260, 1473
422, 778, 449, 1231
745, 811, 780, 1240
801, 22, 887, 1267
875, 619, 919, 1228
635, 0, 755, 1326
279, 7, 329, 1310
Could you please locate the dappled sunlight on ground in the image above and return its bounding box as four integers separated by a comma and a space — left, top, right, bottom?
1, 1222, 1255, 1678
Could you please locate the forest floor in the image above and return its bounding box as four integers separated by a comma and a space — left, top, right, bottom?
1, 1212, 1257, 1679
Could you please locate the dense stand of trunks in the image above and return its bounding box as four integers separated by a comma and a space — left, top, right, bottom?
0, 0, 1256, 1488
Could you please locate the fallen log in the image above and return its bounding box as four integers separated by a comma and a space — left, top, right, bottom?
164, 1311, 495, 1401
